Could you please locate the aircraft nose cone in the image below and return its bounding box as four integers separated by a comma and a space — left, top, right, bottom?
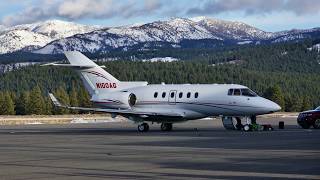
268, 101, 281, 113
260, 98, 281, 113
273, 103, 281, 112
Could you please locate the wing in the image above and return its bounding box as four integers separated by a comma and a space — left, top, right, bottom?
49, 93, 184, 118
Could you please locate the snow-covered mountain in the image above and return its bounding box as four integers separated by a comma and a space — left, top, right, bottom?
192, 16, 273, 40
6, 20, 98, 39
0, 25, 6, 32
0, 20, 99, 54
1, 17, 320, 55
35, 17, 276, 54
0, 30, 52, 54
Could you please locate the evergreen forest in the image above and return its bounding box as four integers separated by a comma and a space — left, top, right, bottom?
0, 40, 319, 115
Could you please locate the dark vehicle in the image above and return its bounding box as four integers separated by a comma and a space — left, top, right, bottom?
297, 106, 320, 129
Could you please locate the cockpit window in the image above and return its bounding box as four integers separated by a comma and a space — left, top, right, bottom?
234, 89, 241, 96
241, 88, 257, 97
316, 106, 320, 110
227, 88, 257, 97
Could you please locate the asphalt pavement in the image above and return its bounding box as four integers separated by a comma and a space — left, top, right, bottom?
0, 116, 319, 180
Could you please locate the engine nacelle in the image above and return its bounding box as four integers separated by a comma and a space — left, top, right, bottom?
91, 91, 137, 109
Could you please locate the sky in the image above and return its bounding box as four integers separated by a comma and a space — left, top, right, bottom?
0, 0, 320, 32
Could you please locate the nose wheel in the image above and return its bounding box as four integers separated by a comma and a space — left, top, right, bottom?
138, 123, 149, 132
161, 123, 173, 131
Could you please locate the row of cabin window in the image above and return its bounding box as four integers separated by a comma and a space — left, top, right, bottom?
154, 92, 199, 99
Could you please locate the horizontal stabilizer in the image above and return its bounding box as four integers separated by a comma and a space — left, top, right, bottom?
41, 63, 105, 69
48, 93, 62, 107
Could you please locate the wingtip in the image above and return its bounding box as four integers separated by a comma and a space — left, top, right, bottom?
48, 93, 62, 107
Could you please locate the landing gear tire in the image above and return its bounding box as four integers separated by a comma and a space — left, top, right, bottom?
243, 124, 251, 132
300, 121, 311, 129
161, 123, 173, 131
138, 123, 149, 132
313, 119, 320, 129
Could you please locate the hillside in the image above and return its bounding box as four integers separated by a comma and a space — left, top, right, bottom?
0, 40, 319, 115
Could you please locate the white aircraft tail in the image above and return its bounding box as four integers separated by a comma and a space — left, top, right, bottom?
64, 51, 120, 95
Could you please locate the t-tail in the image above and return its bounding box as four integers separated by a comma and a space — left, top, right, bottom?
64, 51, 119, 95
42, 51, 147, 96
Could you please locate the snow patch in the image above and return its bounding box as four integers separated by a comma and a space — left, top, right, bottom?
237, 41, 252, 45
142, 57, 179, 62
308, 43, 320, 52
189, 16, 208, 22
211, 60, 243, 66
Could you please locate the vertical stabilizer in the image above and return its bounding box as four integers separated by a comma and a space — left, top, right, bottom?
64, 51, 120, 95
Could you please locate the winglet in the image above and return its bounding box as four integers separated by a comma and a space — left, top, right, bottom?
49, 93, 62, 107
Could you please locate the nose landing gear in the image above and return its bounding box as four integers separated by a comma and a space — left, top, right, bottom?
222, 116, 273, 132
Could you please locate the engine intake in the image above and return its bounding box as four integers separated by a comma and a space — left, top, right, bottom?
92, 92, 137, 109
128, 93, 137, 107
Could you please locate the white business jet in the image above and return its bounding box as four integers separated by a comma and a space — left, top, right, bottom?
45, 51, 281, 132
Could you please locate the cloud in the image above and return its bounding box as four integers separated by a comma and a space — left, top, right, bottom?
58, 0, 114, 19
1, 0, 164, 26
2, 0, 320, 26
286, 0, 320, 15
187, 0, 320, 16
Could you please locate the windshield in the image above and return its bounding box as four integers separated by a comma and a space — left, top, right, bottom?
316, 106, 320, 110
241, 88, 257, 97
227, 88, 257, 97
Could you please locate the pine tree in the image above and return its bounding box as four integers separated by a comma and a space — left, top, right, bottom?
44, 96, 53, 115
29, 86, 46, 115
301, 96, 312, 111
266, 85, 285, 111
4, 92, 15, 115
54, 87, 70, 114
69, 85, 79, 114
0, 92, 4, 115
79, 86, 91, 107
15, 91, 30, 115
0, 92, 15, 115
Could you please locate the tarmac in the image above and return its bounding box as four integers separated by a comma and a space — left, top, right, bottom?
0, 116, 319, 180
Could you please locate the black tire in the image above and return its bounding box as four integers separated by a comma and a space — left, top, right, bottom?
144, 123, 150, 131
299, 122, 311, 129
138, 123, 149, 132
235, 123, 243, 130
313, 119, 320, 129
161, 123, 173, 131
138, 124, 145, 132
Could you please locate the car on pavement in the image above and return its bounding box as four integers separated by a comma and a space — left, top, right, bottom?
297, 106, 320, 129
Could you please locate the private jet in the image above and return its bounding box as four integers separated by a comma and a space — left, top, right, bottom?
45, 51, 281, 132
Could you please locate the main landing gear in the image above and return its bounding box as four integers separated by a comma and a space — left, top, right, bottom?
161, 123, 173, 131
137, 123, 149, 132
137, 122, 173, 132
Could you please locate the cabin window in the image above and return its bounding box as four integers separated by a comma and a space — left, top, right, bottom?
162, 92, 166, 98
234, 89, 241, 96
154, 92, 158, 98
187, 92, 191, 98
228, 89, 234, 95
179, 92, 183, 98
195, 92, 199, 98
170, 92, 175, 98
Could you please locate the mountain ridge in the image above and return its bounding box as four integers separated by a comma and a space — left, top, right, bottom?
0, 17, 319, 55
